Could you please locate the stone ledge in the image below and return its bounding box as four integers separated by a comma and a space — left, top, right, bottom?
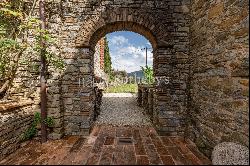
0, 100, 34, 113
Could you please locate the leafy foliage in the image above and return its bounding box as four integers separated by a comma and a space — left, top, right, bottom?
0, 38, 20, 78
45, 116, 54, 127
22, 112, 54, 141
0, 0, 65, 99
141, 66, 154, 84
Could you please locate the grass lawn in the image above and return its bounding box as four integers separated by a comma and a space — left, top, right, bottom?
104, 84, 138, 93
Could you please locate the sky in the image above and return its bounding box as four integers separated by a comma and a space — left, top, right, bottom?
106, 31, 153, 73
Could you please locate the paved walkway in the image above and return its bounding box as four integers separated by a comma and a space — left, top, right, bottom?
0, 126, 211, 165
0, 94, 211, 165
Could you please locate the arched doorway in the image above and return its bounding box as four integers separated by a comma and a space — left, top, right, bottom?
92, 31, 154, 127
61, 7, 189, 137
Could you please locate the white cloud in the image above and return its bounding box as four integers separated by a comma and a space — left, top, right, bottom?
110, 45, 153, 73
146, 41, 151, 46
107, 34, 153, 73
109, 35, 128, 46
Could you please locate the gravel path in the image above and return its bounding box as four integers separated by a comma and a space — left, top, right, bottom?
95, 93, 152, 127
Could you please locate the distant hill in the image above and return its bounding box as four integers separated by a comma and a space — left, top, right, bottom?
128, 70, 144, 78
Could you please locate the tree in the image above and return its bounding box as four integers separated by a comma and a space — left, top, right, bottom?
0, 0, 64, 99
0, 0, 26, 98
104, 37, 112, 75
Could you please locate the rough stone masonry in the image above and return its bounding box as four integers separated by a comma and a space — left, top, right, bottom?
9, 0, 191, 137
3, 0, 249, 158
189, 0, 249, 157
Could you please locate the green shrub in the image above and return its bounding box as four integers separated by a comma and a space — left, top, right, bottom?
141, 66, 154, 84
22, 112, 54, 141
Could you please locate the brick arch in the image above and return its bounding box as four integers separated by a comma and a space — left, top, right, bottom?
75, 7, 169, 49
88, 21, 157, 50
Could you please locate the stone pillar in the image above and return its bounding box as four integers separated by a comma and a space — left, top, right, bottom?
62, 47, 95, 136
153, 47, 187, 136
47, 72, 64, 139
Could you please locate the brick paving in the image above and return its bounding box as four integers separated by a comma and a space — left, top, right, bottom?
0, 125, 211, 165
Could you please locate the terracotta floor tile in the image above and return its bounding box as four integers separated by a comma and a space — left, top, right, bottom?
1, 141, 38, 165
99, 146, 114, 165
70, 137, 86, 152
0, 126, 211, 165
150, 134, 169, 155
35, 142, 64, 165
170, 136, 195, 145
71, 145, 92, 165
101, 126, 116, 137
134, 143, 146, 156
136, 155, 149, 165
48, 147, 71, 165
91, 135, 105, 154
186, 145, 212, 165
156, 146, 170, 156
160, 136, 174, 147
104, 136, 115, 145
161, 155, 175, 165
64, 136, 80, 147
168, 146, 193, 165
170, 137, 192, 154
19, 147, 43, 165
142, 136, 153, 145
57, 138, 87, 165
177, 144, 192, 155
144, 144, 163, 165
123, 145, 136, 165
149, 134, 161, 145
133, 130, 146, 155
183, 153, 203, 165
112, 145, 127, 165
86, 152, 101, 165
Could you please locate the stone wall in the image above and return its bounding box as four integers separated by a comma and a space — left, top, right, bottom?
189, 0, 249, 157
46, 0, 190, 137
137, 84, 155, 122
0, 100, 38, 160
9, 0, 190, 137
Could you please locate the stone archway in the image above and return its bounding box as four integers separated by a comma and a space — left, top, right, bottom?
75, 7, 169, 49
2, 0, 248, 160
59, 4, 190, 136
